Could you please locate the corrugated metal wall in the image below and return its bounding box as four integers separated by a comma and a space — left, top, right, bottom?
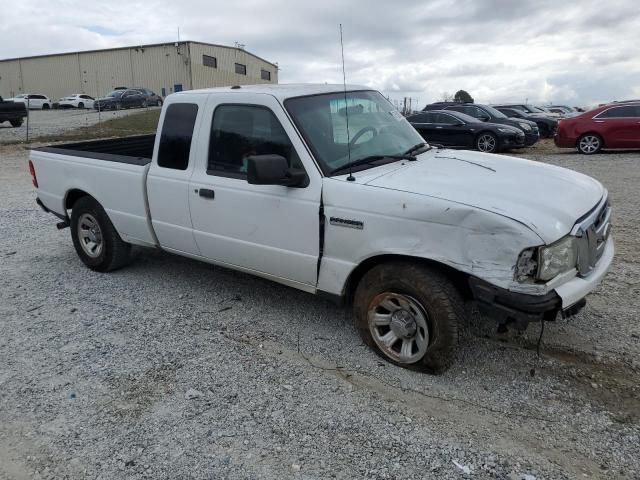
189, 42, 278, 89
0, 42, 277, 101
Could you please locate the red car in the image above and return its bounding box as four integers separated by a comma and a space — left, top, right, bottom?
554, 102, 640, 154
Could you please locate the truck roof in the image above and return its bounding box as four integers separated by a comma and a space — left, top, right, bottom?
178, 83, 371, 101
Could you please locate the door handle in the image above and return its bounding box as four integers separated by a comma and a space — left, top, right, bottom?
197, 188, 215, 199
435, 126, 443, 129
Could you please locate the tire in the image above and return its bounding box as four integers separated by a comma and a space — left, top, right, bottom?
115, 103, 121, 111
157, 99, 163, 107
42, 103, 50, 110
577, 133, 603, 155
353, 262, 464, 374
9, 118, 23, 127
77, 102, 84, 109
476, 132, 498, 153
70, 196, 131, 272
142, 100, 148, 108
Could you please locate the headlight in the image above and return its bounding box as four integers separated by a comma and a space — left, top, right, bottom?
518, 122, 532, 131
515, 236, 578, 282
538, 236, 578, 281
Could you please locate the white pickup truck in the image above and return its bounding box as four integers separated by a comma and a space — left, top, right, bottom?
31, 84, 613, 373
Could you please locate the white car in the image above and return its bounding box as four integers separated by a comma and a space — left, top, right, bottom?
57, 94, 95, 109
29, 84, 613, 373
7, 94, 52, 110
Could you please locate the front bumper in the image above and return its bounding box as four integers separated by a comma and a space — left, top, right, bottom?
499, 133, 526, 149
524, 131, 540, 146
469, 237, 613, 326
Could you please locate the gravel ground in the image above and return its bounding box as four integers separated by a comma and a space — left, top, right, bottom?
0, 142, 638, 479
0, 107, 159, 143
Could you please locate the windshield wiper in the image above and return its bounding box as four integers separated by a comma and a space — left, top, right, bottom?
330, 154, 416, 175
404, 142, 432, 156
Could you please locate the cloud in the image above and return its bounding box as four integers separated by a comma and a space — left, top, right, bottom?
0, 0, 638, 107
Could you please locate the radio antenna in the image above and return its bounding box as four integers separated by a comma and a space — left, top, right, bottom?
339, 24, 355, 181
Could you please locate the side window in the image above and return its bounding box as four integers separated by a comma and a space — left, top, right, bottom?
446, 105, 465, 114
409, 113, 430, 123
462, 106, 481, 118
597, 106, 640, 118
436, 113, 458, 125
157, 103, 199, 170
207, 104, 302, 177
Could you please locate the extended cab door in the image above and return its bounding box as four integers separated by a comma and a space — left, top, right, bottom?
188, 93, 322, 290
146, 95, 207, 255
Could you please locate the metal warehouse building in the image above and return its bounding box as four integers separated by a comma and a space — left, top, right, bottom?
0, 41, 278, 101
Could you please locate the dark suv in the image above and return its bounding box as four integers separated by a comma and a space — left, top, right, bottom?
492, 104, 558, 138
423, 102, 539, 146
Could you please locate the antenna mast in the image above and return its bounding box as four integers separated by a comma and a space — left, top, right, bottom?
339, 24, 355, 181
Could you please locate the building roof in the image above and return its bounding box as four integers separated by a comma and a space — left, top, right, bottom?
180, 83, 372, 100
0, 40, 277, 68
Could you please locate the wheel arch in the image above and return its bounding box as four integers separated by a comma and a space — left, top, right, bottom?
342, 254, 472, 305
65, 188, 95, 211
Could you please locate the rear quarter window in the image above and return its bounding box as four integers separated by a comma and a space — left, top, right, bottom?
157, 103, 199, 170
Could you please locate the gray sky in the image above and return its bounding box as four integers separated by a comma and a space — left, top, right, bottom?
1, 0, 638, 107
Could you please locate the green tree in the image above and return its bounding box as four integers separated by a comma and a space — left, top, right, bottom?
453, 90, 474, 103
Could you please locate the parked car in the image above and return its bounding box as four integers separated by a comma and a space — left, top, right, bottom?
133, 87, 163, 106
408, 110, 525, 153
554, 102, 640, 154
423, 102, 539, 146
0, 95, 28, 127
30, 84, 613, 373
493, 104, 559, 138
6, 93, 52, 110
57, 94, 95, 109
94, 89, 146, 110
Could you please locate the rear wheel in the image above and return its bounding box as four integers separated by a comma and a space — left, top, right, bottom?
70, 196, 131, 272
77, 102, 84, 109
142, 100, 148, 108
353, 262, 463, 374
9, 118, 23, 127
577, 134, 602, 154
42, 103, 50, 110
476, 132, 498, 153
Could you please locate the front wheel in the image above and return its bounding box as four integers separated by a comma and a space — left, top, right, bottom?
353, 262, 463, 374
10, 118, 23, 127
42, 103, 50, 110
77, 102, 84, 109
476, 132, 498, 153
577, 134, 602, 154
70, 196, 131, 272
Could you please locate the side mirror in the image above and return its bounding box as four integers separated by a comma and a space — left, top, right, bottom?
247, 154, 309, 188
479, 116, 490, 122
454, 122, 465, 126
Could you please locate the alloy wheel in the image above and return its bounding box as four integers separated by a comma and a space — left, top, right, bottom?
477, 134, 497, 152
579, 135, 601, 154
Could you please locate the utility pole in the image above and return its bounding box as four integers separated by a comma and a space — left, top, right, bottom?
96, 71, 101, 123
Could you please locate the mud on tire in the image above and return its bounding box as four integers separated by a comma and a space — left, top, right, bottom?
353, 262, 465, 374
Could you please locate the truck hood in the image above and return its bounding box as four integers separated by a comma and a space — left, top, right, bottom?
361, 149, 604, 243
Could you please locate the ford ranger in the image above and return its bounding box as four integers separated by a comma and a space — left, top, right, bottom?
30, 84, 614, 373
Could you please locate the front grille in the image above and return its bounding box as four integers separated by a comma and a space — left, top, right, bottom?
574, 196, 611, 276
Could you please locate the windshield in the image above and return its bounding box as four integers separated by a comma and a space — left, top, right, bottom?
107, 91, 124, 98
284, 90, 424, 176
483, 105, 507, 119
